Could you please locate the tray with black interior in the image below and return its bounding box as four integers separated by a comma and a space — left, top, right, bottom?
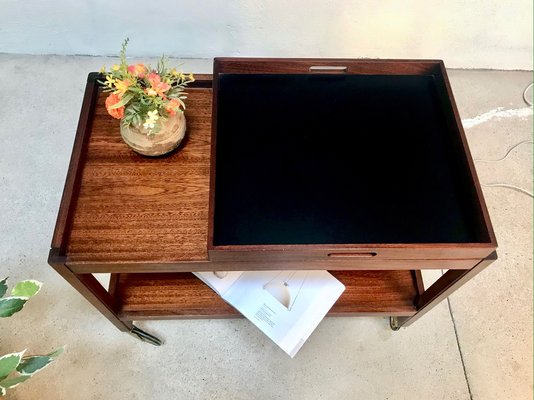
208, 58, 496, 267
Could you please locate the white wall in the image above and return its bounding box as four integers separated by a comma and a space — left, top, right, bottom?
1, 0, 532, 70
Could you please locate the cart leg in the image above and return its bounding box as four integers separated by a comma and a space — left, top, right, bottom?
398, 252, 497, 328
49, 255, 132, 331
130, 325, 163, 346
50, 258, 163, 345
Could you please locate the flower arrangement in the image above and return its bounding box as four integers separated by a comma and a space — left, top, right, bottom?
99, 38, 194, 135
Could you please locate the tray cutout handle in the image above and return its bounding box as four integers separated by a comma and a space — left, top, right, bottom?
328, 252, 377, 258
309, 66, 348, 73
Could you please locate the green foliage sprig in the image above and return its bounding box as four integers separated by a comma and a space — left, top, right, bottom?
0, 278, 63, 396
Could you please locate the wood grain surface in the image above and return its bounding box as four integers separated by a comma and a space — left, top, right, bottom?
213, 58, 443, 75
48, 65, 497, 327
65, 86, 212, 263
55, 64, 495, 272
113, 270, 418, 319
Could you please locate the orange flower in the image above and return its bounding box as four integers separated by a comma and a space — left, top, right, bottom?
147, 72, 162, 87
146, 72, 171, 97
105, 93, 124, 119
165, 99, 181, 116
127, 64, 147, 78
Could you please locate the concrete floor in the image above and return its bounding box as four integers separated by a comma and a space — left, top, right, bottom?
0, 54, 532, 400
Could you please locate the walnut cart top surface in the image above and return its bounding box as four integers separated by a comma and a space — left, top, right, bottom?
50, 59, 496, 268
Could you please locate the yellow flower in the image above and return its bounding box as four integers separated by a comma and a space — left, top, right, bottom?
170, 68, 179, 76
112, 64, 120, 71
99, 65, 106, 73
105, 75, 115, 88
188, 73, 195, 82
146, 88, 158, 96
114, 79, 131, 95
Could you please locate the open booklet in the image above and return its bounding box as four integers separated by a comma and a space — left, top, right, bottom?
194, 270, 345, 357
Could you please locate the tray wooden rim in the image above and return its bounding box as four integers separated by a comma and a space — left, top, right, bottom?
207, 58, 497, 261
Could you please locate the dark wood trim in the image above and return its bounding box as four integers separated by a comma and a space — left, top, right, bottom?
214, 58, 444, 75
209, 243, 495, 262
435, 61, 497, 247
48, 249, 133, 332
207, 61, 220, 254
51, 73, 99, 253
66, 258, 482, 274
188, 74, 213, 88
413, 270, 425, 296
108, 273, 120, 298
401, 251, 498, 327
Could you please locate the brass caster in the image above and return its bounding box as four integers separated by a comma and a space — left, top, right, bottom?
130, 325, 163, 346
389, 316, 401, 331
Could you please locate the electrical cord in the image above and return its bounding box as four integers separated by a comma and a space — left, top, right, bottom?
474, 140, 533, 162
480, 183, 533, 198
474, 82, 533, 198
523, 82, 533, 106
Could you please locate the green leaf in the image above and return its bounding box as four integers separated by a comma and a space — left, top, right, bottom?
0, 374, 31, 389
47, 347, 64, 359
17, 356, 53, 376
109, 93, 133, 109
11, 280, 42, 299
0, 278, 7, 298
0, 298, 26, 317
0, 351, 25, 380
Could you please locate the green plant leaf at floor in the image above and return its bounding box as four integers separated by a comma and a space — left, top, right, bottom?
0, 298, 27, 317
11, 280, 42, 299
0, 374, 31, 389
0, 351, 25, 380
0, 279, 7, 298
47, 347, 64, 359
16, 347, 63, 376
16, 356, 52, 376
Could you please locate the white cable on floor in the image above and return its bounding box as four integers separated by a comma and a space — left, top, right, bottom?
481, 183, 533, 198
474, 140, 533, 162
523, 82, 533, 106
475, 83, 533, 198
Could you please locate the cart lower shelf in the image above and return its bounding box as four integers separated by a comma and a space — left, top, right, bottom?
110, 270, 420, 320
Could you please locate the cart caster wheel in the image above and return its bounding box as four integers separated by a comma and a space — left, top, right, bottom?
389, 316, 401, 331
130, 325, 163, 346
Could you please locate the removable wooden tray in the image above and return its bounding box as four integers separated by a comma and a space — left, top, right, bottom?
208, 58, 496, 263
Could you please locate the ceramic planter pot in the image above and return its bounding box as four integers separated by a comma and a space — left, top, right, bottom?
120, 111, 186, 156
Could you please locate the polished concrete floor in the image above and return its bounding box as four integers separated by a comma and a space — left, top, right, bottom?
0, 54, 532, 400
